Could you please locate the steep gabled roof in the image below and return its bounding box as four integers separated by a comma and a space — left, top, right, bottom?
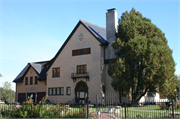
44, 19, 108, 74
80, 19, 107, 44
13, 61, 49, 82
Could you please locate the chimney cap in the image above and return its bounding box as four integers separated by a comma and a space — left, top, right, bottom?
107, 8, 116, 12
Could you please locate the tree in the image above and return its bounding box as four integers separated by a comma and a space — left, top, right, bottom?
0, 81, 15, 103
0, 73, 2, 77
108, 8, 176, 102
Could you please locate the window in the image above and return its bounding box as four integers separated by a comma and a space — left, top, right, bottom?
35, 76, 38, 85
57, 88, 60, 95
53, 88, 56, 95
66, 87, 71, 95
77, 65, 86, 74
147, 92, 154, 97
49, 88, 52, 95
52, 67, 60, 77
60, 87, 63, 95
48, 87, 63, 96
30, 77, 33, 85
25, 77, 28, 85
72, 48, 90, 56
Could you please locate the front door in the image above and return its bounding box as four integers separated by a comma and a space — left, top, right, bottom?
75, 81, 88, 104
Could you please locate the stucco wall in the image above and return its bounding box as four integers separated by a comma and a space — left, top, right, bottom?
16, 66, 46, 102
46, 24, 102, 103
105, 64, 118, 94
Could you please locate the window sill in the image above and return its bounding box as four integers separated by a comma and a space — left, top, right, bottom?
48, 95, 64, 96
52, 77, 60, 78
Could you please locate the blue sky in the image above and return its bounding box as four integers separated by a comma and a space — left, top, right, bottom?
0, 0, 179, 91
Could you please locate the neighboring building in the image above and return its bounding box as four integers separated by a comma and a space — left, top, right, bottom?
13, 8, 160, 104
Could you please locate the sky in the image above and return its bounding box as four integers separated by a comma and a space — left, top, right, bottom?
0, 0, 179, 91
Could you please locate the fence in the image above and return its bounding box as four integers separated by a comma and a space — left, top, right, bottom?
0, 101, 94, 118
92, 92, 180, 118
1, 95, 180, 118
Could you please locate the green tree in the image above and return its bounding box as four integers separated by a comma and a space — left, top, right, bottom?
0, 73, 2, 77
108, 8, 176, 102
0, 81, 15, 103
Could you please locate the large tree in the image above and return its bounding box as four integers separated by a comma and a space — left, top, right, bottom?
0, 81, 15, 103
108, 8, 176, 102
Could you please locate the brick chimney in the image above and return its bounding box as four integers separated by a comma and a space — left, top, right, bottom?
106, 8, 118, 59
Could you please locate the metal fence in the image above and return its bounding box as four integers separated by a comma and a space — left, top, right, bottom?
1, 95, 180, 118
93, 93, 180, 119
0, 101, 94, 118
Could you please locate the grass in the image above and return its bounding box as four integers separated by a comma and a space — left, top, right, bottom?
90, 104, 180, 118
128, 105, 161, 110
118, 110, 173, 118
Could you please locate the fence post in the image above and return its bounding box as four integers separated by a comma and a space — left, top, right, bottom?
41, 101, 43, 118
96, 94, 98, 113
87, 100, 89, 119
125, 101, 126, 119
172, 100, 174, 118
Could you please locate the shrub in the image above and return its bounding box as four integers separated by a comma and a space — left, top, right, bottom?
158, 103, 168, 110
1, 95, 98, 118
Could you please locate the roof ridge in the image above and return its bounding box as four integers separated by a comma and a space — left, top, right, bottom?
80, 19, 106, 29
30, 60, 49, 64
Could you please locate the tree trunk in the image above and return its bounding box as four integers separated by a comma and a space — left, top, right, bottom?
135, 89, 148, 102
119, 91, 122, 103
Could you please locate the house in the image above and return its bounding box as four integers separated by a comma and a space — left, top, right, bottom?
13, 8, 160, 104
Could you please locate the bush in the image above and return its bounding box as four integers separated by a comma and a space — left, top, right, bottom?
1, 95, 98, 118
158, 103, 168, 110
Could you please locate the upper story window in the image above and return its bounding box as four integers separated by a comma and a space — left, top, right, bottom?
52, 67, 60, 77
35, 76, 38, 85
25, 77, 28, 85
77, 65, 86, 74
30, 77, 33, 85
72, 48, 90, 56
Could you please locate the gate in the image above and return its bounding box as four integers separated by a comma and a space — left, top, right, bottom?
94, 92, 122, 119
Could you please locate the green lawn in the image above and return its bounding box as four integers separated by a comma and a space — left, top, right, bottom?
118, 110, 173, 118
89, 105, 180, 118
127, 105, 161, 110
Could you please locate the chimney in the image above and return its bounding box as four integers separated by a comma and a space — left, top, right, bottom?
106, 8, 118, 59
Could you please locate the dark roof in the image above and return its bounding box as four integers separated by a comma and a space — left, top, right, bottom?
80, 19, 108, 44
44, 19, 108, 74
13, 61, 49, 82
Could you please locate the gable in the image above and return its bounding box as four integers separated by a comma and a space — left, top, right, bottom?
45, 20, 108, 73
13, 61, 49, 82
24, 66, 39, 79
